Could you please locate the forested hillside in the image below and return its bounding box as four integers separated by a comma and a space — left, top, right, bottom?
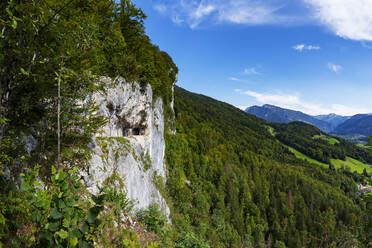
271, 122, 372, 166
165, 87, 369, 247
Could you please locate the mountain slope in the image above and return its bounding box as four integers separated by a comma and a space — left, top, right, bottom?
245, 104, 333, 132
334, 114, 372, 136
314, 113, 350, 129
270, 121, 372, 170
165, 87, 364, 248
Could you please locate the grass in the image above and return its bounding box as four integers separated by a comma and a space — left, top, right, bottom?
313, 134, 340, 145
284, 142, 371, 175
331, 157, 372, 174
357, 143, 372, 150
285, 146, 329, 169
266, 126, 275, 136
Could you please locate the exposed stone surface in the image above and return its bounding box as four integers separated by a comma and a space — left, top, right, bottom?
83, 77, 169, 216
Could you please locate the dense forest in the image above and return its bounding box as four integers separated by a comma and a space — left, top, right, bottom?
272, 122, 372, 165
164, 87, 371, 247
1, 0, 371, 247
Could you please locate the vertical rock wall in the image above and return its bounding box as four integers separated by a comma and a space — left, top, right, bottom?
83, 77, 169, 216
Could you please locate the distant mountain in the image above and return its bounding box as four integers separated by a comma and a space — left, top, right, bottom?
333, 114, 372, 136
245, 104, 333, 132
314, 114, 350, 129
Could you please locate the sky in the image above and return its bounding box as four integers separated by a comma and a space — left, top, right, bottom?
132, 0, 372, 116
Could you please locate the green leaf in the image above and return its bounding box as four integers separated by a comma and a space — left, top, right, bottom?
56, 229, 69, 239
20, 182, 31, 191
20, 67, 29, 75
59, 199, 66, 209
81, 223, 89, 233
62, 218, 70, 228
0, 118, 7, 124
50, 208, 62, 219
6, 8, 13, 17
11, 19, 17, 29
70, 237, 78, 247
48, 222, 59, 232
87, 206, 102, 224
78, 240, 91, 248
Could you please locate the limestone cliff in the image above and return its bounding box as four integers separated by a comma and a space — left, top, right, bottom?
83, 77, 170, 216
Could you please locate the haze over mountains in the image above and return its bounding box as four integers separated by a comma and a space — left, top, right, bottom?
245, 104, 372, 137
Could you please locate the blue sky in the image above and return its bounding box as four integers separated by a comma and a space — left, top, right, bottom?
133, 0, 372, 116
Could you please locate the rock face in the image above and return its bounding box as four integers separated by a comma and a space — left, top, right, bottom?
83, 77, 169, 216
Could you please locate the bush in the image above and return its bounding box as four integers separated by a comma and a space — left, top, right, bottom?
136, 204, 166, 234
175, 232, 210, 248
18, 166, 105, 248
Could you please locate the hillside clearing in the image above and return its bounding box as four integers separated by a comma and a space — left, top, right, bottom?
285, 146, 329, 168
331, 157, 372, 174
313, 134, 340, 145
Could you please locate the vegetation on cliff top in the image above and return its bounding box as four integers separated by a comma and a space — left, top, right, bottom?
0, 0, 180, 247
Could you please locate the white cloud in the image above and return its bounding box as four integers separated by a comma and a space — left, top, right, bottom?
243, 67, 261, 75
293, 44, 320, 51
236, 105, 249, 111
155, 0, 372, 41
241, 90, 300, 105
328, 62, 342, 73
154, 0, 294, 29
236, 89, 367, 115
305, 0, 372, 41
229, 77, 239, 81
154, 4, 167, 13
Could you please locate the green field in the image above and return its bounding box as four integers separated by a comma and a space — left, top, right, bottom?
331, 157, 372, 174
357, 143, 372, 150
286, 145, 372, 174
286, 146, 329, 168
313, 134, 340, 145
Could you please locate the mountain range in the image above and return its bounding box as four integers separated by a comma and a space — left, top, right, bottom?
245, 104, 372, 137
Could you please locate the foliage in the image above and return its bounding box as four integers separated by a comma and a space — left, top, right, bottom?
165, 87, 365, 248
20, 166, 104, 247
272, 122, 372, 165
136, 204, 167, 235
175, 232, 210, 248
0, 0, 177, 175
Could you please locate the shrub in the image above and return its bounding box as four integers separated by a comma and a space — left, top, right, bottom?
136, 204, 166, 234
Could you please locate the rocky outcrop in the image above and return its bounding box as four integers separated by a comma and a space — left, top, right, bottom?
83, 77, 169, 216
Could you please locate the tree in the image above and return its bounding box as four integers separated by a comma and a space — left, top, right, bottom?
361, 178, 372, 246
